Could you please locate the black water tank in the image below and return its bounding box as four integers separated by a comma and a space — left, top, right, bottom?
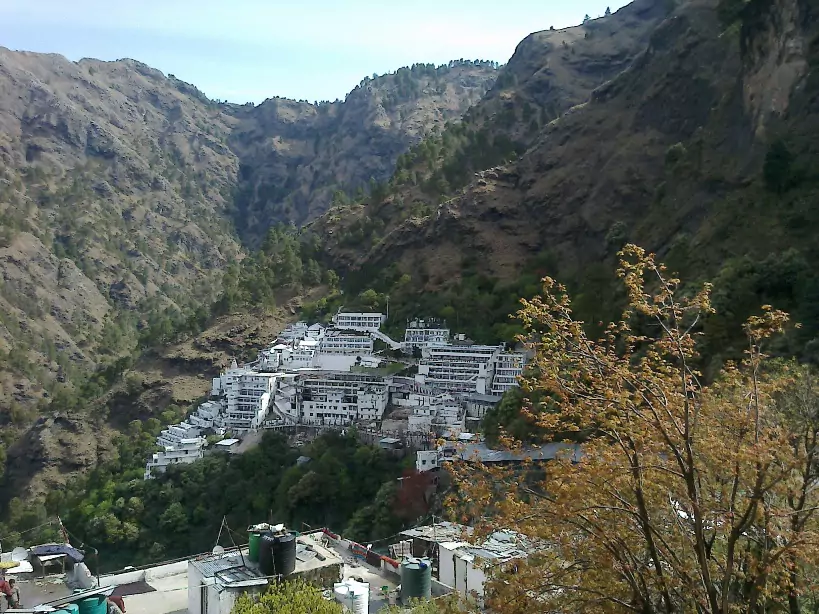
272, 533, 297, 576
258, 533, 276, 576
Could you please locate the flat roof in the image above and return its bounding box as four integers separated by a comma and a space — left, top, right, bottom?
446, 442, 583, 463
190, 532, 342, 581
379, 437, 401, 444
440, 530, 538, 565
400, 521, 473, 543
216, 438, 240, 446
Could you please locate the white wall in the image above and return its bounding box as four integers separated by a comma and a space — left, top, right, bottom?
187, 562, 203, 614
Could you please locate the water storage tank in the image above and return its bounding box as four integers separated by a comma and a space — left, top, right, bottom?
248, 531, 262, 562
400, 557, 432, 602
334, 580, 369, 614
272, 533, 297, 576
77, 596, 107, 614
64, 604, 80, 614
258, 533, 277, 576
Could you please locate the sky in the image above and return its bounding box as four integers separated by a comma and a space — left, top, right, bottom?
0, 0, 629, 104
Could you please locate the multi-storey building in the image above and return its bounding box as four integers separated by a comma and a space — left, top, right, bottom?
403, 318, 450, 351
280, 322, 309, 342
187, 400, 224, 429
144, 437, 206, 479
331, 312, 386, 333
415, 344, 504, 394
157, 422, 201, 448
298, 372, 389, 425
319, 329, 374, 355
490, 352, 527, 395
218, 367, 278, 432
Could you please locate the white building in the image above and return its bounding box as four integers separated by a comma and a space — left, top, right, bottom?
306, 323, 326, 339
407, 394, 464, 435
281, 339, 319, 370
438, 531, 536, 606
188, 400, 225, 429
144, 437, 206, 479
491, 351, 527, 395
298, 372, 389, 425
217, 367, 278, 432
403, 318, 450, 351
331, 311, 386, 332
187, 532, 343, 614
157, 422, 201, 448
416, 449, 442, 472
416, 344, 504, 394
280, 321, 309, 342
320, 329, 374, 355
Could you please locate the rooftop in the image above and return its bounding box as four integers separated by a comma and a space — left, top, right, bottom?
444, 441, 583, 463
441, 529, 538, 565
190, 531, 343, 582
400, 521, 474, 544
215, 438, 240, 446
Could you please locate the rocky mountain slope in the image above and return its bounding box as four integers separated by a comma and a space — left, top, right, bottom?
0, 50, 495, 499
313, 0, 819, 361
229, 61, 498, 242
313, 0, 674, 268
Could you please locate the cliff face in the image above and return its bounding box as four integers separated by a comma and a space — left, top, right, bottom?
229, 62, 498, 242
315, 0, 819, 357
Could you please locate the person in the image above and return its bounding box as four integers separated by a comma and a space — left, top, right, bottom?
0, 576, 19, 609
7, 579, 20, 609
106, 596, 125, 614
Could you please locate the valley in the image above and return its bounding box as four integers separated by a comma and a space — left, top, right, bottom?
1, 0, 819, 610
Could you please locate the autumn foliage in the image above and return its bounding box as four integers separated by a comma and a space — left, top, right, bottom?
451, 245, 819, 613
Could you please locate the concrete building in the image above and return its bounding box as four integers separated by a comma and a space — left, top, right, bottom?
320, 329, 374, 355
306, 323, 326, 340
398, 522, 538, 606
187, 532, 343, 614
187, 400, 225, 430
403, 318, 450, 351
216, 368, 278, 433
298, 372, 389, 425
157, 422, 202, 449
331, 311, 386, 332
438, 530, 535, 605
144, 437, 206, 479
416, 449, 442, 473
416, 344, 504, 394
491, 351, 527, 395
280, 321, 309, 342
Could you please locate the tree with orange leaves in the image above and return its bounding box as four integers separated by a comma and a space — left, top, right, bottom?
450, 245, 819, 613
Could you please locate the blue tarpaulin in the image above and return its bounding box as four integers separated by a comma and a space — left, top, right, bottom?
30, 544, 85, 562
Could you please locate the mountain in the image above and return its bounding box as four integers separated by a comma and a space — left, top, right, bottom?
0, 49, 495, 499
228, 61, 499, 243
312, 0, 819, 361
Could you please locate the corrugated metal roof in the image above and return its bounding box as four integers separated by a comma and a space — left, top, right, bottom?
190, 553, 248, 578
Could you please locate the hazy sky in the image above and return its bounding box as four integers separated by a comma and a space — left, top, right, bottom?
0, 0, 628, 104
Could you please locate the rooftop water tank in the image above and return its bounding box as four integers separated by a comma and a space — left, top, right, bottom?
334, 580, 369, 614
400, 557, 432, 603
248, 531, 262, 563
258, 533, 277, 576
272, 532, 297, 577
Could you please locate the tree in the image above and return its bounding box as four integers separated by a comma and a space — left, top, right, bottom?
451, 245, 819, 613
763, 139, 794, 193
583, 13, 591, 23
232, 579, 344, 614
605, 6, 612, 15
